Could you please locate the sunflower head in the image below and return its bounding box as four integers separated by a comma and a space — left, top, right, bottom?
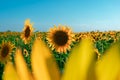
21, 19, 34, 44
23, 48, 29, 57
0, 41, 14, 64
47, 25, 75, 53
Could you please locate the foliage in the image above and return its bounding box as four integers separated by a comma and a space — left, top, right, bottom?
0, 31, 120, 80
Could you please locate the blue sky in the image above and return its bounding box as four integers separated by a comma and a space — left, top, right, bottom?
0, 0, 120, 32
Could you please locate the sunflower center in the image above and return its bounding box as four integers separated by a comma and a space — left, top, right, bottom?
53, 31, 68, 46
25, 26, 30, 38
1, 45, 9, 57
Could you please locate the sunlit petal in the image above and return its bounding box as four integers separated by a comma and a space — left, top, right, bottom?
31, 38, 60, 80
95, 43, 120, 80
3, 62, 19, 80
62, 39, 95, 80
15, 49, 32, 80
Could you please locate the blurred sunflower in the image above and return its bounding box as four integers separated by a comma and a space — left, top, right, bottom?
21, 19, 34, 44
0, 41, 14, 64
23, 49, 29, 57
47, 25, 74, 53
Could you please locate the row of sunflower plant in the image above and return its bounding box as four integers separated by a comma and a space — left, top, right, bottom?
0, 19, 120, 80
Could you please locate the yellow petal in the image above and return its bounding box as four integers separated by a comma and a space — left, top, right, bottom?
95, 43, 120, 80
31, 38, 60, 80
62, 39, 95, 80
3, 62, 19, 80
15, 49, 32, 80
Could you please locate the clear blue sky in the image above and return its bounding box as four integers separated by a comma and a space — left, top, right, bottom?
0, 0, 120, 32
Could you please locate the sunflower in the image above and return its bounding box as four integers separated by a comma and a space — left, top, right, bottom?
21, 19, 34, 44
47, 25, 74, 53
23, 48, 29, 57
0, 41, 14, 64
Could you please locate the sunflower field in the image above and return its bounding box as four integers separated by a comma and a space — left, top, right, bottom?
0, 19, 120, 80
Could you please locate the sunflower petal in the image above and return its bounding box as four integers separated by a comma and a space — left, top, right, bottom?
15, 49, 32, 80
95, 43, 120, 80
62, 39, 95, 80
31, 38, 60, 80
3, 62, 19, 80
